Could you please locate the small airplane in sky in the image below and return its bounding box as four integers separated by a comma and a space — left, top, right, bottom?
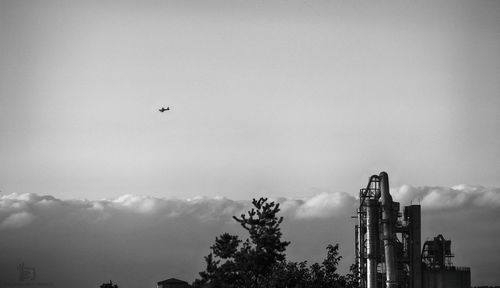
159, 107, 170, 113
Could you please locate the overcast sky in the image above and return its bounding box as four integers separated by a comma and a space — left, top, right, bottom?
1, 0, 499, 200
1, 0, 500, 287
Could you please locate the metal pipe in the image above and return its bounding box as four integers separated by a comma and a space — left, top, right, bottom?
366, 199, 379, 288
355, 222, 362, 288
355, 223, 359, 270
380, 172, 397, 288
357, 208, 365, 288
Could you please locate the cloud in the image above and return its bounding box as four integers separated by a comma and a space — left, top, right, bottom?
391, 185, 500, 209
0, 211, 35, 229
283, 192, 356, 219
0, 186, 499, 287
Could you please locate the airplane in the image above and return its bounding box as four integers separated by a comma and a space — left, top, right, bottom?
159, 107, 170, 112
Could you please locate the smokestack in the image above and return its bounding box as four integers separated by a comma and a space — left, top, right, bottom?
380, 172, 397, 288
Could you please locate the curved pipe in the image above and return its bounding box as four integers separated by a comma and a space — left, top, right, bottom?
380, 172, 397, 288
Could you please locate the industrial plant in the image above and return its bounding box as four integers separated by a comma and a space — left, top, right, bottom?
355, 172, 471, 288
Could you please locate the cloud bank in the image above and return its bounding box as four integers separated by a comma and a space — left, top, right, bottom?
392, 184, 500, 209
1, 185, 499, 287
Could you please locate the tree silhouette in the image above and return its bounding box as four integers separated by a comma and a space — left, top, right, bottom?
193, 198, 290, 288
193, 197, 355, 288
100, 280, 118, 288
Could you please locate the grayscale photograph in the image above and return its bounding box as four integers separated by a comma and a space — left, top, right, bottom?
0, 1, 499, 288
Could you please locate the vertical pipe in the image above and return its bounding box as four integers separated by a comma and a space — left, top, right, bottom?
366, 199, 379, 288
355, 222, 362, 288
380, 172, 397, 288
355, 223, 359, 270
358, 208, 365, 288
409, 205, 421, 288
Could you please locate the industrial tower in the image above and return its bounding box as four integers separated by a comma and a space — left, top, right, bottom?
354, 172, 470, 288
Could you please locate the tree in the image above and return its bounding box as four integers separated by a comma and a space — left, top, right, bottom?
309, 244, 345, 288
193, 198, 289, 288
232, 197, 290, 281
100, 281, 118, 288
267, 244, 345, 288
193, 197, 355, 288
344, 263, 360, 288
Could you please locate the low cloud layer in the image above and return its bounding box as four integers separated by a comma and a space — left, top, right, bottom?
1, 185, 499, 287
392, 184, 500, 209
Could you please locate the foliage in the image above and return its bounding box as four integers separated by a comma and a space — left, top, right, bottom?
266, 244, 346, 288
344, 263, 360, 288
192, 197, 357, 288
99, 281, 118, 288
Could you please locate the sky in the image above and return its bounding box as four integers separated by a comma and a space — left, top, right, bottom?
1, 0, 499, 200
1, 0, 500, 287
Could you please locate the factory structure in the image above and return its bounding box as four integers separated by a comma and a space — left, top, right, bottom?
354, 172, 471, 288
